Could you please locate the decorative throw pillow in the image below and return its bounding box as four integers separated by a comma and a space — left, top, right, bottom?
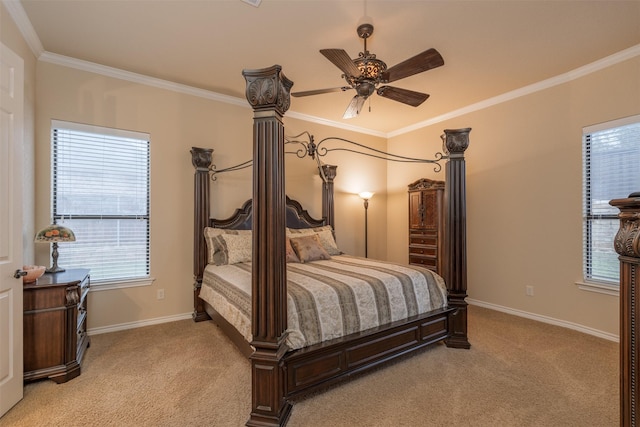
286, 238, 300, 263
204, 227, 223, 264
211, 235, 230, 265
218, 233, 253, 265
289, 234, 331, 263
287, 225, 341, 255
204, 228, 251, 265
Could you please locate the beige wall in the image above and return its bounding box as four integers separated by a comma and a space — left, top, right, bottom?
8, 4, 638, 337
387, 56, 640, 337
1, 2, 37, 263
282, 118, 387, 258
34, 62, 385, 330
35, 62, 250, 330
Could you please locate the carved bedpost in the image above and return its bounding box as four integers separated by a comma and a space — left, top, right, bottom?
191, 147, 213, 322
442, 128, 471, 349
610, 192, 640, 427
321, 164, 337, 230
243, 65, 293, 427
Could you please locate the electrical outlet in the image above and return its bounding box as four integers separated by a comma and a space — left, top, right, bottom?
157, 289, 165, 300
526, 285, 534, 296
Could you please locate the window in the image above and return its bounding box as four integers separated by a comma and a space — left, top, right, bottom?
51, 120, 150, 285
582, 115, 640, 287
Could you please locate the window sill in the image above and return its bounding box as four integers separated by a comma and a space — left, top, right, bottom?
89, 277, 155, 292
575, 280, 619, 296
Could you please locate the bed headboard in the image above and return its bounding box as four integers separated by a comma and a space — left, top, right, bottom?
210, 196, 326, 230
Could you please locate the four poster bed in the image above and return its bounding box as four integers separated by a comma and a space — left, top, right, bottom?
191, 65, 471, 427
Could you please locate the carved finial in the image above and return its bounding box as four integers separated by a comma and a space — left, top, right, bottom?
191, 147, 213, 171
443, 128, 471, 156
242, 65, 293, 115
614, 213, 640, 257
321, 165, 337, 182
610, 196, 640, 257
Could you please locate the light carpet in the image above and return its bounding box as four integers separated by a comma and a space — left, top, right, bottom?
1, 305, 617, 426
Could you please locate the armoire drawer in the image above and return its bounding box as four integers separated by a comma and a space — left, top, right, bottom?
409, 246, 437, 256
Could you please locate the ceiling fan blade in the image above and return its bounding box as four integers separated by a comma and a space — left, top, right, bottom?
382, 48, 444, 83
377, 86, 429, 107
291, 87, 351, 97
320, 49, 362, 78
343, 95, 366, 119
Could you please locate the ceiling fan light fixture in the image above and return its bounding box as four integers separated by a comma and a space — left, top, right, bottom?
291, 13, 443, 119
354, 56, 386, 80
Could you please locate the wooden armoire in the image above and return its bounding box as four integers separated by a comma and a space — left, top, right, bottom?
408, 178, 445, 274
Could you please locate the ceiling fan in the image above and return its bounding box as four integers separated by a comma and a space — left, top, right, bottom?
291, 21, 444, 119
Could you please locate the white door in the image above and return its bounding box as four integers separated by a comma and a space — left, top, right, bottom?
0, 43, 24, 417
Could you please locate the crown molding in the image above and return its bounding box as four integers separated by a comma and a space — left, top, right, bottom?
2, 0, 44, 57
38, 43, 640, 139
6, 0, 638, 139
286, 111, 387, 138
39, 51, 386, 137
39, 51, 249, 108
389, 43, 640, 138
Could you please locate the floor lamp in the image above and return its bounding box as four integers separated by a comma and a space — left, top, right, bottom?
358, 192, 374, 258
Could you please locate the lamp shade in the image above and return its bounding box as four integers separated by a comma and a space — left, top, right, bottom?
358, 191, 374, 200
35, 224, 76, 273
34, 224, 76, 243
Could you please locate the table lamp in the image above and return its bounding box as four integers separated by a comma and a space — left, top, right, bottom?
35, 224, 76, 273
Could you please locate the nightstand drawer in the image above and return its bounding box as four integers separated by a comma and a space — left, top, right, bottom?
23, 286, 67, 311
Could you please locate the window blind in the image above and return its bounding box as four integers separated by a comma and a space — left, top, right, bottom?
583, 116, 640, 284
51, 120, 150, 282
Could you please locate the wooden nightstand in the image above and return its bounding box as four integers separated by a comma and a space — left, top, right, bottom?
23, 268, 90, 383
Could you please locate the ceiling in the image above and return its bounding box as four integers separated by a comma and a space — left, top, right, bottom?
15, 0, 640, 136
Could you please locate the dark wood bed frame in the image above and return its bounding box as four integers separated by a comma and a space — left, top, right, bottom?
191, 65, 471, 426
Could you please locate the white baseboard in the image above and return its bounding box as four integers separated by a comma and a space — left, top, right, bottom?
467, 298, 619, 343
87, 312, 193, 336
87, 302, 619, 343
